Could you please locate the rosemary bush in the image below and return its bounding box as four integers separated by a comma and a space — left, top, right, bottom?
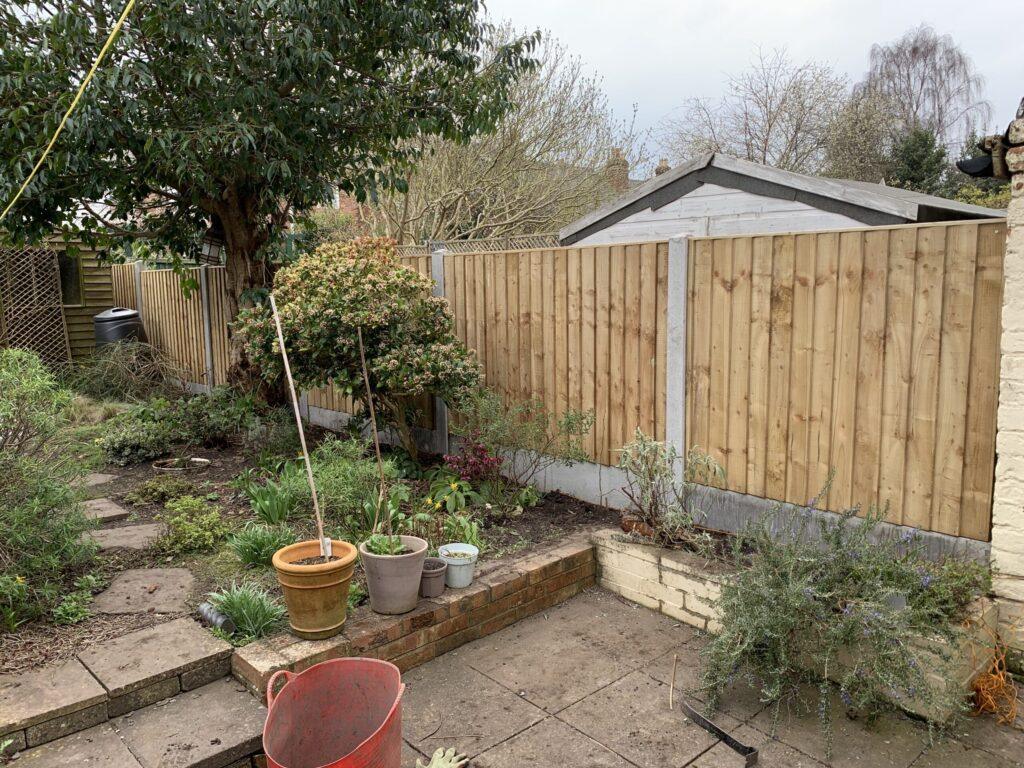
701, 502, 991, 754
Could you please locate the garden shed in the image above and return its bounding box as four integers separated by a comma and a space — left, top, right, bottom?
0, 240, 114, 364
559, 152, 1005, 245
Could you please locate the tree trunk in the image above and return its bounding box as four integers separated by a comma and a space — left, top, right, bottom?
218, 205, 271, 388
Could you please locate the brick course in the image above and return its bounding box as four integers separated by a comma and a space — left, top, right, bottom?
232, 537, 597, 697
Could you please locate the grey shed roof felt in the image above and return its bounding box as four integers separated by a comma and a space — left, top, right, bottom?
559, 153, 1005, 245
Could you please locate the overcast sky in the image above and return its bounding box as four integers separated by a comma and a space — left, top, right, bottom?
485, 0, 1021, 163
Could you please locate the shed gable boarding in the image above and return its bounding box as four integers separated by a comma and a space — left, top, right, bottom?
570, 184, 864, 245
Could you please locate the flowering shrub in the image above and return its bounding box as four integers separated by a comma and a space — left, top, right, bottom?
444, 435, 503, 483
237, 237, 481, 458
701, 500, 991, 756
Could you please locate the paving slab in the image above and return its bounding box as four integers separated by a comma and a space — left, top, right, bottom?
643, 639, 767, 721
15, 723, 142, 767
911, 737, 1020, 768
93, 568, 195, 615
473, 717, 633, 768
402, 651, 546, 758
749, 689, 926, 768
688, 723, 825, 768
87, 523, 165, 551
113, 678, 266, 768
0, 658, 106, 736
559, 669, 725, 767
943, 709, 1024, 765
77, 472, 119, 489
459, 597, 641, 713
84, 497, 131, 523
79, 618, 231, 701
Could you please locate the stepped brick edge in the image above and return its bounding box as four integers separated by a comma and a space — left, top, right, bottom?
233, 535, 597, 697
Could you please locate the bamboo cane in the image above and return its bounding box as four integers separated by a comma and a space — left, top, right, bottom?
268, 294, 328, 557
357, 326, 390, 536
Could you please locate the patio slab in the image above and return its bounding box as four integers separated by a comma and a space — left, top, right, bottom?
473, 717, 633, 768
92, 568, 195, 615
77, 472, 119, 489
87, 523, 165, 551
559, 669, 726, 767
79, 618, 231, 715
402, 652, 546, 758
84, 497, 131, 523
112, 677, 265, 768
0, 659, 107, 748
688, 723, 824, 768
15, 723, 142, 768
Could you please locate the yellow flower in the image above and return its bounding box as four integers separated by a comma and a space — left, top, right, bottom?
15, 575, 25, 585
434, 501, 442, 509
449, 482, 458, 491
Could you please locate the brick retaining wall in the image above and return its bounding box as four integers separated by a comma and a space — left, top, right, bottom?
233, 535, 597, 697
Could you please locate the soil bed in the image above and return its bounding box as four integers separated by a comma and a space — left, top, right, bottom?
4, 436, 619, 675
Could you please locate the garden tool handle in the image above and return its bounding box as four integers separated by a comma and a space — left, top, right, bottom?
266, 669, 295, 708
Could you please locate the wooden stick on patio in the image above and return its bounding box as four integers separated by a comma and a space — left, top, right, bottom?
269, 293, 328, 557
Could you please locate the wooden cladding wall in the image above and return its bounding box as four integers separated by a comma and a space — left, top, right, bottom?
685, 221, 1004, 541
442, 243, 670, 466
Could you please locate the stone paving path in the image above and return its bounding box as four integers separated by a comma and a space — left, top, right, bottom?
400, 589, 1024, 768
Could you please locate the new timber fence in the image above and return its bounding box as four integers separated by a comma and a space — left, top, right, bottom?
112, 219, 1005, 542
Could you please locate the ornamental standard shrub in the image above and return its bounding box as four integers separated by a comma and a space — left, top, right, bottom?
236, 237, 481, 458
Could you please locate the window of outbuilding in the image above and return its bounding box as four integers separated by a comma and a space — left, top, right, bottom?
58, 252, 83, 306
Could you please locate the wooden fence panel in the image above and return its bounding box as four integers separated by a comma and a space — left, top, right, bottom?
685, 220, 1005, 540
111, 263, 137, 309
140, 267, 208, 385
442, 244, 670, 465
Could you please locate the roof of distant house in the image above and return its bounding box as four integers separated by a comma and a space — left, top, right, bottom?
559, 153, 1005, 245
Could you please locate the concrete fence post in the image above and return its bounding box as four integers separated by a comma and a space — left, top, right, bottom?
992, 110, 1024, 654
198, 265, 215, 393
430, 248, 450, 455
132, 260, 144, 315
665, 236, 689, 481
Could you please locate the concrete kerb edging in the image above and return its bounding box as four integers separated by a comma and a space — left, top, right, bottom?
590, 527, 996, 721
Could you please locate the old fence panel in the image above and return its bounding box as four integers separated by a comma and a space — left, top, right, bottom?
684, 220, 1005, 540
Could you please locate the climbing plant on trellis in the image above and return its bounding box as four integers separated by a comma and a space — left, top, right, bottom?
0, 245, 71, 366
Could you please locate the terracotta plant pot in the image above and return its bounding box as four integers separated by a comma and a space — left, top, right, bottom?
272, 539, 358, 640
359, 535, 428, 615
419, 557, 447, 598
620, 514, 656, 539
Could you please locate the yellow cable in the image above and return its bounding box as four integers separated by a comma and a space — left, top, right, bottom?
0, 0, 138, 224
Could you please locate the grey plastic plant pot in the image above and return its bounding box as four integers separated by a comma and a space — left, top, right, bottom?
419, 557, 447, 598
438, 543, 479, 589
358, 535, 428, 615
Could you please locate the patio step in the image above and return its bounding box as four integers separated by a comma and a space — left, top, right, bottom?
86, 522, 165, 551
12, 677, 266, 767
1, 618, 232, 755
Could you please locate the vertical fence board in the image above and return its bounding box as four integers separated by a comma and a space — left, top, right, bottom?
708, 239, 733, 479
582, 248, 598, 455
829, 232, 863, 509
765, 236, 794, 500
904, 226, 946, 528
787, 234, 816, 503
727, 238, 752, 492
746, 236, 773, 497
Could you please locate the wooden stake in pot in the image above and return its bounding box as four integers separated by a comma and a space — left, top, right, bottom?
269, 293, 329, 558
356, 326, 390, 535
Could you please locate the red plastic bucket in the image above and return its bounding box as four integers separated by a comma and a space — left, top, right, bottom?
263, 658, 404, 768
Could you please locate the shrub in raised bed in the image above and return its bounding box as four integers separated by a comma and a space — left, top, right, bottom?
158, 495, 229, 554
701, 501, 991, 756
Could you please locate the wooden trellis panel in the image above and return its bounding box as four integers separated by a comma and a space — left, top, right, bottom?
0, 245, 71, 365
